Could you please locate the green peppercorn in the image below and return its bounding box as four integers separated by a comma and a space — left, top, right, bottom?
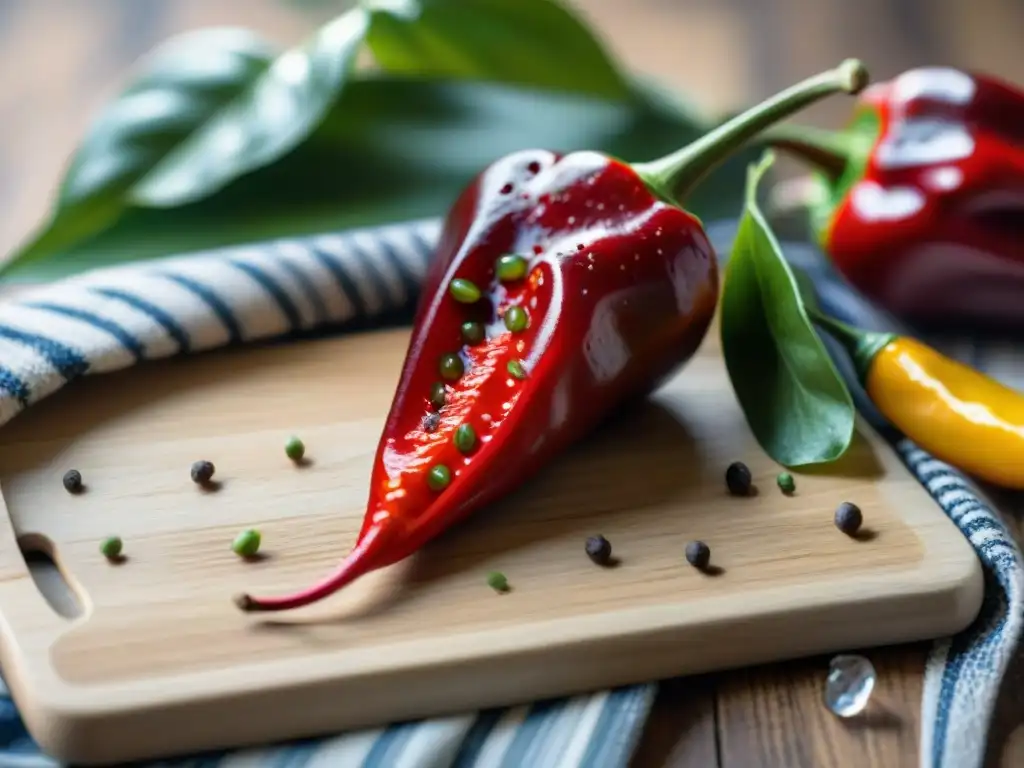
430, 382, 447, 409
100, 536, 122, 560
232, 529, 261, 558
439, 353, 465, 381
449, 278, 482, 303
507, 359, 527, 380
496, 254, 528, 282
776, 472, 795, 494
454, 423, 477, 453
427, 464, 451, 491
487, 571, 509, 592
461, 321, 485, 345
504, 306, 529, 333
285, 436, 305, 462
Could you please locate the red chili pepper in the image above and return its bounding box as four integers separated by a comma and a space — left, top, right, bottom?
235, 60, 868, 613
766, 67, 1024, 327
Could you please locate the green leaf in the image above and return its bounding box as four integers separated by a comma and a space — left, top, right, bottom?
364, 0, 630, 100
2, 76, 753, 282
6, 12, 370, 277
720, 151, 855, 467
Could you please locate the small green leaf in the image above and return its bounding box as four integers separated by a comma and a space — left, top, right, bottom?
365, 0, 630, 100
720, 151, 855, 467
1, 77, 750, 282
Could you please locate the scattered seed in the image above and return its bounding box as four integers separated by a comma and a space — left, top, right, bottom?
99, 536, 122, 560
461, 321, 485, 345
507, 359, 527, 379
449, 278, 481, 303
454, 423, 477, 453
232, 529, 261, 558
422, 412, 441, 432
487, 570, 509, 592
191, 460, 215, 485
496, 254, 528, 282
777, 472, 795, 494
834, 502, 863, 536
504, 306, 529, 333
585, 535, 612, 566
427, 464, 451, 491
725, 461, 752, 496
285, 436, 305, 462
430, 381, 447, 409
685, 540, 711, 570
62, 469, 83, 494
439, 353, 465, 381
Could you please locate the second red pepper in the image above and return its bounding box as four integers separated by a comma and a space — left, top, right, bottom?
767, 66, 1024, 328
236, 60, 869, 612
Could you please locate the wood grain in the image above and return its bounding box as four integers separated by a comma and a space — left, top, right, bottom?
0, 327, 981, 765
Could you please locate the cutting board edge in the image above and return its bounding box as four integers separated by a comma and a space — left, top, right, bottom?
8, 543, 980, 767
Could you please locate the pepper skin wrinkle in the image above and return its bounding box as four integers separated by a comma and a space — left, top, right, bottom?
235, 60, 870, 612
770, 67, 1024, 326
867, 337, 1024, 488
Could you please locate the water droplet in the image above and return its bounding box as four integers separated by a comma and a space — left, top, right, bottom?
824, 655, 876, 717
568, 216, 576, 224
581, 289, 588, 296
618, 204, 625, 211
657, 249, 663, 255
587, 264, 594, 271
597, 203, 605, 211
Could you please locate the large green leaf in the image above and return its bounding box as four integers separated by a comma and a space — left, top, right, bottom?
365, 0, 630, 100
6, 12, 370, 277
2, 76, 753, 282
720, 151, 855, 467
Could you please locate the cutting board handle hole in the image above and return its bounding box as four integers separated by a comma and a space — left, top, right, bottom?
17, 533, 83, 620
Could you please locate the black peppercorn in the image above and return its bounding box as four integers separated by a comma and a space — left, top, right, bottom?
834, 502, 863, 535
191, 460, 215, 485
422, 412, 441, 432
585, 535, 612, 566
725, 461, 752, 496
62, 469, 83, 494
685, 540, 711, 569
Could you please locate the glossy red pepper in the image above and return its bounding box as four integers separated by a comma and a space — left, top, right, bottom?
767, 67, 1024, 328
235, 60, 868, 613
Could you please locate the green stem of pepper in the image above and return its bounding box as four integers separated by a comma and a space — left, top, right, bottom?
806, 308, 896, 383
633, 59, 868, 205
755, 123, 861, 179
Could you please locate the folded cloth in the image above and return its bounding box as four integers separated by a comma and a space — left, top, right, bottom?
0, 219, 1017, 768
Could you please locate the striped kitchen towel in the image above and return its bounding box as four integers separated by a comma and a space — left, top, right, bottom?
0, 218, 1018, 768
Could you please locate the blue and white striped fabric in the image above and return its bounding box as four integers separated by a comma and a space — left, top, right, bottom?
0, 218, 1018, 768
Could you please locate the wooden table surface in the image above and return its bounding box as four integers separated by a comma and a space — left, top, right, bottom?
1, 1, 1023, 766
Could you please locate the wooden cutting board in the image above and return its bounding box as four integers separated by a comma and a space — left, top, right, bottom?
0, 324, 982, 766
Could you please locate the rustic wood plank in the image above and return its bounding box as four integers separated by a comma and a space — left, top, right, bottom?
630, 675, 719, 767
715, 645, 927, 767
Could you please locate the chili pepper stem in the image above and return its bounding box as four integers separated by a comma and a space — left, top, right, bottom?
756, 124, 861, 179
633, 59, 868, 204
807, 308, 896, 382
234, 521, 395, 613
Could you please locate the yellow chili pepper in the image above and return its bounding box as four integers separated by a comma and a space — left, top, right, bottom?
814, 312, 1024, 489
